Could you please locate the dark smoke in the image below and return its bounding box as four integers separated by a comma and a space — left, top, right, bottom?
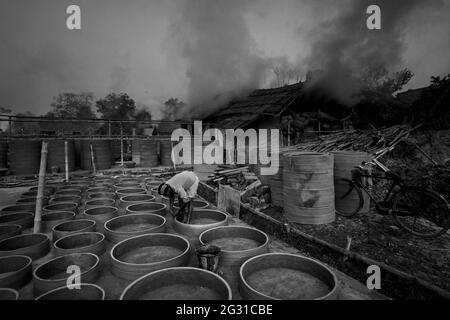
172, 0, 268, 119
303, 0, 444, 105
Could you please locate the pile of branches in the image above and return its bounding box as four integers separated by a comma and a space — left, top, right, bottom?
207, 164, 271, 210
286, 124, 418, 156
207, 165, 258, 191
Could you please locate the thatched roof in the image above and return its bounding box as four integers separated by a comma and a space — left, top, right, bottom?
210, 82, 304, 128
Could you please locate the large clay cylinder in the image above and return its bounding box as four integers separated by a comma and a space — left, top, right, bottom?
267, 153, 283, 207
140, 139, 159, 168
332, 151, 371, 214
110, 140, 123, 162
47, 140, 75, 173
131, 140, 141, 166
80, 140, 112, 170
283, 152, 335, 225
159, 137, 173, 167
8, 140, 42, 175
0, 140, 7, 168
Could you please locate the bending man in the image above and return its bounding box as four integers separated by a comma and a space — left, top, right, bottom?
158, 171, 200, 223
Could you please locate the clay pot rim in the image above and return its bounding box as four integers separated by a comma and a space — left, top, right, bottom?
0, 212, 33, 224
126, 202, 167, 213
1, 204, 35, 213
114, 183, 142, 188
0, 223, 23, 235
173, 209, 228, 227
116, 188, 147, 194
173, 199, 209, 210
0, 288, 19, 300
44, 202, 78, 210
239, 252, 339, 300
17, 196, 47, 203
84, 206, 118, 216
87, 193, 116, 199
41, 211, 76, 221
33, 252, 100, 282
120, 195, 155, 203
110, 233, 190, 266
55, 189, 82, 193
50, 196, 82, 203
104, 213, 166, 235
86, 187, 112, 193
199, 226, 269, 254
85, 198, 115, 205
120, 266, 232, 300
0, 233, 49, 248
53, 232, 105, 251
34, 283, 105, 300
0, 254, 32, 275
52, 219, 97, 232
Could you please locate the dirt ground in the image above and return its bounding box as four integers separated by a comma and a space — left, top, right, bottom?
262, 205, 450, 293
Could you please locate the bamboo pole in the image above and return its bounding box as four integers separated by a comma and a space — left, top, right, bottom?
34, 141, 48, 233
64, 140, 69, 183
412, 141, 439, 166
90, 142, 97, 174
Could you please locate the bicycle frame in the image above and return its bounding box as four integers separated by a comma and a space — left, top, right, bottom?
350, 159, 402, 211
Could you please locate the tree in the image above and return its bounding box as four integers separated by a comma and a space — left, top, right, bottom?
96, 93, 137, 135
0, 107, 12, 114
48, 93, 96, 119
352, 68, 414, 128
162, 98, 185, 121
44, 93, 98, 134
411, 74, 450, 129
359, 68, 413, 100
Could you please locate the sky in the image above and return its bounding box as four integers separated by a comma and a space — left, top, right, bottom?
0, 0, 449, 119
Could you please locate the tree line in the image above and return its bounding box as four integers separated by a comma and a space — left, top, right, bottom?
6, 93, 187, 136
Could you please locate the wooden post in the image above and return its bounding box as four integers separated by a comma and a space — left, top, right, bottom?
34, 141, 48, 233
90, 142, 97, 174
64, 140, 69, 183
120, 123, 124, 167
171, 140, 176, 170
108, 121, 112, 137
287, 122, 291, 146
8, 116, 12, 135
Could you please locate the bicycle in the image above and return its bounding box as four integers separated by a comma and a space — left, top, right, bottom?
335, 158, 450, 238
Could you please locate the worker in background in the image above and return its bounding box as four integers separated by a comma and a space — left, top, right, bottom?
158, 171, 199, 223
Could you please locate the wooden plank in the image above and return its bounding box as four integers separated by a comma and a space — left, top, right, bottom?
218, 184, 240, 216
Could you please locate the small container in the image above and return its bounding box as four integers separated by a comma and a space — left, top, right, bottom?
196, 244, 221, 273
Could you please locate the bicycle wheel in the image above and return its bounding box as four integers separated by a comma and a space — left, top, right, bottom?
335, 178, 364, 217
391, 187, 450, 238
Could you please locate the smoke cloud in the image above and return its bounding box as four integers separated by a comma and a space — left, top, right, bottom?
302, 0, 444, 105
171, 0, 268, 119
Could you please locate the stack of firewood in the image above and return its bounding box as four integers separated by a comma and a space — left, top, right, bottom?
207, 165, 272, 209
286, 124, 419, 156
207, 165, 258, 190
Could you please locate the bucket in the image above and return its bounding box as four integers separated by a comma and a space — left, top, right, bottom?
196, 244, 221, 273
